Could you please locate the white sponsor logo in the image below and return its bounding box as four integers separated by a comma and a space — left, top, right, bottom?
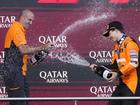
90, 85, 116, 97
0, 51, 5, 63
0, 87, 8, 98
89, 51, 112, 63
0, 15, 16, 28
39, 35, 68, 48
39, 70, 69, 83
138, 36, 140, 42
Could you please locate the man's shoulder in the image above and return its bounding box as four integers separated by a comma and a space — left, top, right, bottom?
10, 21, 21, 28
125, 36, 132, 42
125, 36, 139, 48
9, 21, 25, 34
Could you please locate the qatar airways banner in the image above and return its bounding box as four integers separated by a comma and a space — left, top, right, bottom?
0, 0, 140, 105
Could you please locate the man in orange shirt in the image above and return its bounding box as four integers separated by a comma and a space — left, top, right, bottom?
90, 21, 140, 105
4, 9, 52, 105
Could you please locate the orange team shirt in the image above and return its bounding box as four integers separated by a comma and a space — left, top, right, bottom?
4, 21, 28, 76
112, 36, 139, 94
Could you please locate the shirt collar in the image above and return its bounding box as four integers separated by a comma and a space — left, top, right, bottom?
118, 34, 126, 45
13, 21, 26, 33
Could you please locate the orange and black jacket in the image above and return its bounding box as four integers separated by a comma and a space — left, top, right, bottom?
4, 21, 27, 76
106, 35, 140, 94
3, 21, 28, 88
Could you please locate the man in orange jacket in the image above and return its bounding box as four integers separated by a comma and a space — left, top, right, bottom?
90, 21, 140, 105
4, 9, 53, 105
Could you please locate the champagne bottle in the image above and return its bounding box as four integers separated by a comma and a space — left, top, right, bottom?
30, 50, 49, 65
93, 65, 112, 80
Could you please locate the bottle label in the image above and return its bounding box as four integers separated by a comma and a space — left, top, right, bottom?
31, 56, 37, 64
103, 70, 110, 80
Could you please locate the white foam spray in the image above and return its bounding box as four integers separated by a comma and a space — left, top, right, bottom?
49, 13, 114, 67
59, 13, 113, 37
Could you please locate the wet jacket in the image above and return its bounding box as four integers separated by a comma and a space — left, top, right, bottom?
4, 21, 27, 89
112, 35, 140, 94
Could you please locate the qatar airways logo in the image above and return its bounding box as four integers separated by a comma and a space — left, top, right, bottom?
39, 35, 68, 48
39, 70, 69, 83
0, 51, 5, 63
90, 85, 116, 97
0, 15, 16, 28
89, 51, 112, 63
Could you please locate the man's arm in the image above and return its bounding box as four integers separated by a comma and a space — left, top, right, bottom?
119, 42, 139, 75
18, 43, 52, 55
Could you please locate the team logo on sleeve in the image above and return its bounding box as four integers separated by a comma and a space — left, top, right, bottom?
129, 50, 138, 67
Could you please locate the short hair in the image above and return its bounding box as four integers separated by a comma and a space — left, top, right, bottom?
17, 9, 33, 19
